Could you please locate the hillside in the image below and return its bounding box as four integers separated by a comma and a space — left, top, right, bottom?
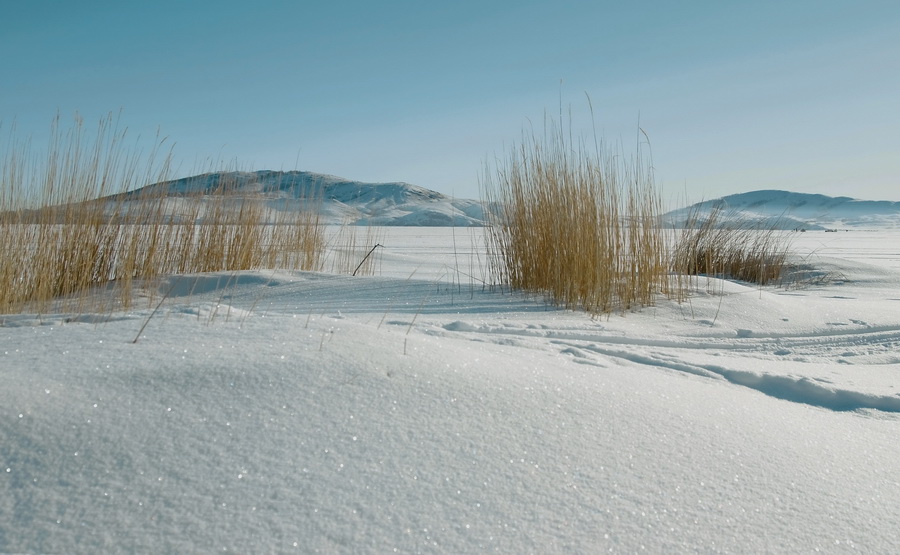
126, 170, 487, 226
665, 190, 900, 230
126, 175, 900, 230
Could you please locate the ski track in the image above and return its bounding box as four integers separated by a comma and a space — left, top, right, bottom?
11, 256, 898, 417
434, 320, 900, 414
147, 269, 900, 415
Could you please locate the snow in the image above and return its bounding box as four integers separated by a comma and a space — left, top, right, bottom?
3, 227, 900, 553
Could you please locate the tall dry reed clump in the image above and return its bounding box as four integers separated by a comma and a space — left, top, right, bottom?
0, 114, 324, 315
483, 115, 681, 314
671, 204, 791, 286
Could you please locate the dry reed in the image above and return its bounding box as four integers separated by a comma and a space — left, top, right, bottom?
482, 114, 679, 314
671, 204, 792, 286
0, 114, 325, 315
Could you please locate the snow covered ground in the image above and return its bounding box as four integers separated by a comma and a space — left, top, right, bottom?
2, 227, 899, 553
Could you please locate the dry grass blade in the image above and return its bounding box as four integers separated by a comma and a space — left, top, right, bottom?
327, 220, 384, 276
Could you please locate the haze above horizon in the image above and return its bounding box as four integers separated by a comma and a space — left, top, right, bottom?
3, 1, 899, 202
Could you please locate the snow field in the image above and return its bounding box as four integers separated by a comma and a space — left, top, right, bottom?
2, 228, 899, 553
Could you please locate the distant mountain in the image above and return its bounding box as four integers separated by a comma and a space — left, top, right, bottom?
126, 170, 487, 226
124, 176, 900, 230
664, 190, 900, 230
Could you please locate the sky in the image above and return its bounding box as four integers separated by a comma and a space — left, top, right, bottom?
2, 0, 899, 202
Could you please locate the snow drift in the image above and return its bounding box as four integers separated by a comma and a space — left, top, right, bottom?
2, 228, 900, 553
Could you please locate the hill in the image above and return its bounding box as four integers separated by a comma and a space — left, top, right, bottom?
664, 190, 900, 230
126, 170, 487, 226
126, 175, 900, 230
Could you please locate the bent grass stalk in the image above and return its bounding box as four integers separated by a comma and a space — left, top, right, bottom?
327, 220, 384, 276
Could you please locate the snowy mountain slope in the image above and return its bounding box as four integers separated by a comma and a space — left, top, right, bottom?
121, 174, 900, 230
665, 189, 900, 230
125, 170, 488, 226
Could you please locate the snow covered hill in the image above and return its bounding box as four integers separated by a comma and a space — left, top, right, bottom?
127, 170, 488, 226
665, 190, 900, 230
125, 174, 900, 230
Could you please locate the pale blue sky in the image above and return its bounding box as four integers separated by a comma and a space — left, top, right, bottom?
3, 0, 899, 201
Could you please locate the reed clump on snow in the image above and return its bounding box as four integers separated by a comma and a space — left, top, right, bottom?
0, 114, 324, 315
483, 115, 682, 314
671, 204, 792, 286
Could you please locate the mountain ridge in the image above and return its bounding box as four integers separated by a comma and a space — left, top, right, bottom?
128, 171, 899, 229
663, 189, 900, 230
127, 170, 487, 226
